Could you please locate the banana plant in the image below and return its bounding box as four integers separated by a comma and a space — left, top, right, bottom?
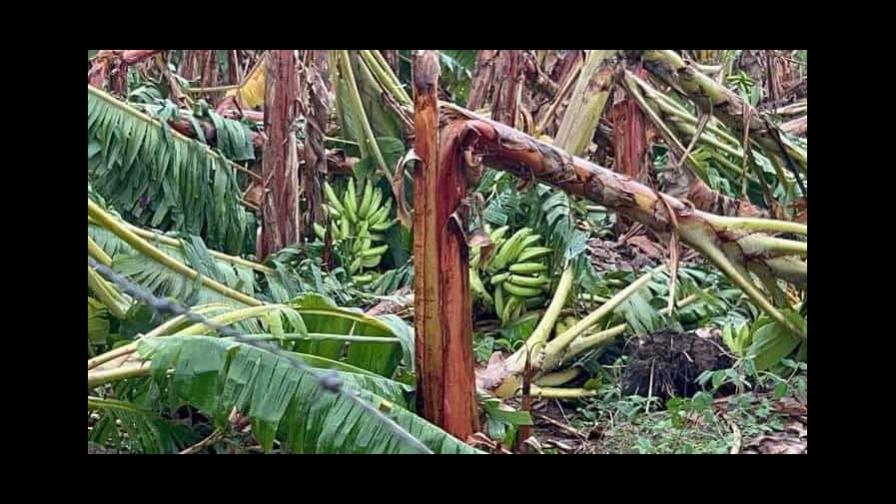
619, 70, 794, 212
87, 223, 470, 452
639, 50, 806, 174
132, 335, 477, 453
88, 86, 254, 254
88, 318, 478, 453
88, 180, 475, 453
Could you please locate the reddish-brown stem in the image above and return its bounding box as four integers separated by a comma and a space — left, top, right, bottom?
200, 50, 220, 104
257, 50, 301, 259
88, 50, 162, 93
467, 50, 499, 111
492, 51, 524, 128
228, 50, 240, 85
413, 51, 478, 440
550, 50, 585, 84
303, 50, 331, 230
611, 64, 651, 233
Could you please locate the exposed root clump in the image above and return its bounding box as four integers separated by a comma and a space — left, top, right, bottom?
620, 329, 733, 400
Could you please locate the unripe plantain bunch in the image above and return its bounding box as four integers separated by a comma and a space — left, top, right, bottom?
469, 225, 554, 326
314, 177, 397, 285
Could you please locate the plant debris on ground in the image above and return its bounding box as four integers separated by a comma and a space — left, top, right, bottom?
87, 49, 807, 454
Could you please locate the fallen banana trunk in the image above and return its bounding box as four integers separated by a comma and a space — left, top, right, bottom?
637, 50, 807, 174
617, 70, 789, 221
620, 69, 799, 217
439, 103, 806, 340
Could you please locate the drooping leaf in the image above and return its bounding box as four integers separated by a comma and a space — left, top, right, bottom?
287, 296, 406, 377
87, 88, 250, 254
137, 336, 481, 454
88, 397, 192, 454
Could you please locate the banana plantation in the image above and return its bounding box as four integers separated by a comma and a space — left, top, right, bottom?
87, 49, 807, 454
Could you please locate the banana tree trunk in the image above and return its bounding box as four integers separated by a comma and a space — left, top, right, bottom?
549, 50, 584, 85
491, 50, 524, 128
88, 50, 162, 94
258, 50, 302, 259
439, 103, 806, 339
522, 51, 559, 97
467, 50, 499, 111
228, 50, 241, 85
199, 50, 221, 105
467, 50, 525, 128
553, 50, 615, 158
304, 50, 331, 229
413, 51, 479, 439
611, 64, 652, 232
533, 53, 583, 136
179, 50, 198, 80
611, 68, 651, 184
765, 51, 781, 104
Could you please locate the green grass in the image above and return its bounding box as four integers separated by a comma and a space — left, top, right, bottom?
566, 359, 806, 454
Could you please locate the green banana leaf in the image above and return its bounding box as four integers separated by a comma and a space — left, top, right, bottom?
138, 336, 480, 454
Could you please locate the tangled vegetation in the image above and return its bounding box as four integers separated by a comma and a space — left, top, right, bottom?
87, 49, 806, 454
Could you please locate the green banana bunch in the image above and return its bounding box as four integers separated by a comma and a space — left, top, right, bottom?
315, 177, 396, 285
469, 225, 555, 326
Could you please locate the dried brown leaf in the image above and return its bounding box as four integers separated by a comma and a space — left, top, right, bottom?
475, 351, 510, 392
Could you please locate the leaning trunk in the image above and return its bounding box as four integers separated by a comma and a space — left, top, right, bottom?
439, 103, 806, 339
619, 69, 769, 218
